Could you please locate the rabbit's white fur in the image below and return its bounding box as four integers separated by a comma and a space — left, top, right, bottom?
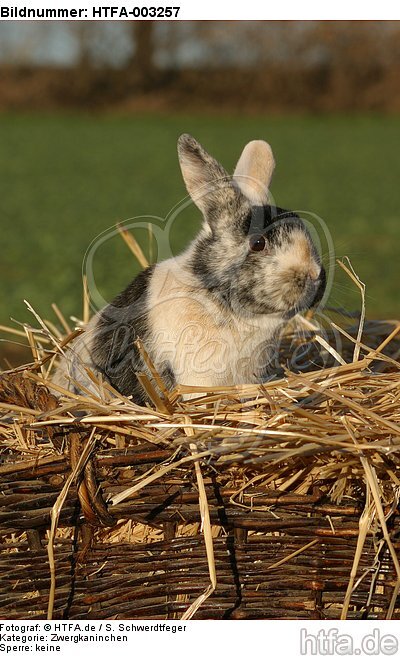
53, 135, 325, 402
146, 253, 284, 389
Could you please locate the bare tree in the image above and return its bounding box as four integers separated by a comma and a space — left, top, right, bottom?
129, 22, 156, 86
73, 22, 93, 69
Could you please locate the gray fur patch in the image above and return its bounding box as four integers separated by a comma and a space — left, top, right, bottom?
90, 266, 155, 402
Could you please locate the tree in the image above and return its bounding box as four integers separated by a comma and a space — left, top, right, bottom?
130, 22, 156, 87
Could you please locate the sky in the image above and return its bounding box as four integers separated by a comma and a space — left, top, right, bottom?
0, 22, 312, 68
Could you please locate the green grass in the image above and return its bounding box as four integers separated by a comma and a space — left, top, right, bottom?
0, 113, 399, 335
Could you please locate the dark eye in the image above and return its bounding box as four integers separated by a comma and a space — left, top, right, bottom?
249, 234, 267, 252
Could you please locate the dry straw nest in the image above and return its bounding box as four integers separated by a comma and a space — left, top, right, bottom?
0, 245, 400, 620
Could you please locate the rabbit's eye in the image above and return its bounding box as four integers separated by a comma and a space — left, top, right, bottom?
249, 234, 267, 252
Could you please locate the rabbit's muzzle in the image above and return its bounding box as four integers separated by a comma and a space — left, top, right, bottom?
281, 265, 326, 318
310, 266, 326, 307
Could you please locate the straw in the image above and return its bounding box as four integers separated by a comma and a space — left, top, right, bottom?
117, 223, 149, 269
0, 233, 399, 621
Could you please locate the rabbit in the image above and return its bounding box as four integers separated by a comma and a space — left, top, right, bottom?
53, 134, 326, 403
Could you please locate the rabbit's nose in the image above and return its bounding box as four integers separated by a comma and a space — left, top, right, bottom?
307, 266, 321, 282
310, 267, 326, 306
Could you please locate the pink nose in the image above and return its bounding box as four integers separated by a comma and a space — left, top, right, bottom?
308, 268, 321, 282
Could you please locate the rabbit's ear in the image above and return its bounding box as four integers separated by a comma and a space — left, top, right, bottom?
233, 140, 275, 205
178, 134, 233, 217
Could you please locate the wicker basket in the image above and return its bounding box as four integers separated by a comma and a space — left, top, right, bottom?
1, 371, 400, 621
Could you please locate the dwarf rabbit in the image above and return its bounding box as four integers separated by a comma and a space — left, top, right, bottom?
53, 134, 326, 402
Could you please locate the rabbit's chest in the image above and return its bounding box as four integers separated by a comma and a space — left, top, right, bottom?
147, 270, 284, 385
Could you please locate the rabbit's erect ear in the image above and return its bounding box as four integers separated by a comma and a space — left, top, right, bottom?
178, 134, 233, 217
233, 140, 275, 205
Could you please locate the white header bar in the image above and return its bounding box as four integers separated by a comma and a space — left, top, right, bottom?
1, 0, 400, 20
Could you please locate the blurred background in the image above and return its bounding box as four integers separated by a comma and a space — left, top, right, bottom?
1, 21, 399, 365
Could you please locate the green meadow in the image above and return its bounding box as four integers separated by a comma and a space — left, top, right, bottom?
0, 113, 399, 338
